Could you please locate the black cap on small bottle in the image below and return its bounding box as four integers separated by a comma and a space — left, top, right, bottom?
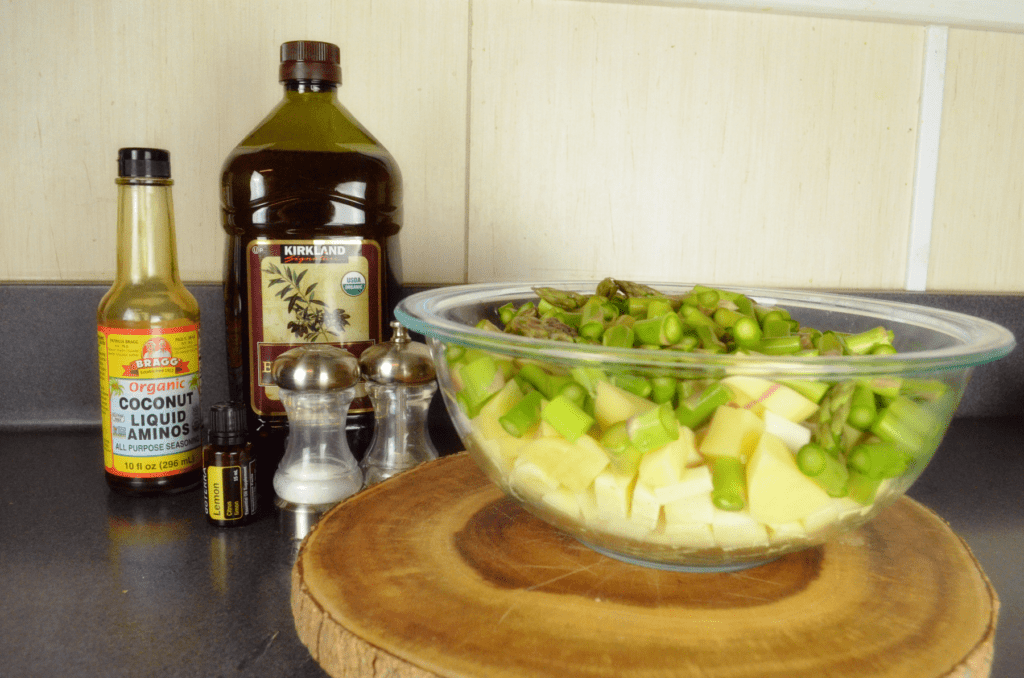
279, 40, 342, 84
118, 148, 171, 178
210, 402, 248, 445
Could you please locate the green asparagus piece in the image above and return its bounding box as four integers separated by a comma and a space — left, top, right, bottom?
847, 469, 883, 505
811, 381, 856, 452
650, 376, 678, 405
899, 378, 950, 402
626, 402, 680, 453
541, 394, 595, 442
533, 286, 589, 311
847, 384, 879, 431
602, 324, 635, 348
559, 382, 589, 408
444, 344, 467, 365
627, 296, 655, 317
713, 307, 745, 329
610, 374, 653, 399
476, 318, 502, 332
758, 336, 803, 355
796, 443, 850, 497
679, 304, 722, 334
762, 318, 792, 338
730, 316, 763, 349
498, 390, 545, 437
888, 395, 942, 435
517, 363, 570, 400
457, 354, 505, 414
694, 325, 727, 353
497, 302, 519, 326
633, 312, 684, 346
859, 376, 903, 401
815, 331, 845, 356
578, 321, 605, 342
646, 298, 675, 319
669, 335, 700, 352
599, 421, 645, 474
504, 311, 577, 341
570, 366, 608, 396
779, 379, 831, 404
843, 326, 892, 355
675, 382, 731, 429
870, 403, 929, 454
710, 456, 747, 511
847, 441, 913, 479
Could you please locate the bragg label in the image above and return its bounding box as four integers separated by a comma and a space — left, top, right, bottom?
98, 325, 203, 478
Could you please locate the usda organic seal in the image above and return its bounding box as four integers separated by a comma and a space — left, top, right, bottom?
342, 271, 367, 296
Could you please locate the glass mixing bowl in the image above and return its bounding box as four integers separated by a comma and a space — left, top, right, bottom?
396, 282, 1015, 571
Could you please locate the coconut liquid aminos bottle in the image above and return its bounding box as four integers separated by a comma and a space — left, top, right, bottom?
98, 148, 204, 495
221, 41, 403, 489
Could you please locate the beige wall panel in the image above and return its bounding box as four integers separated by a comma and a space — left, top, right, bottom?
0, 0, 468, 284
468, 0, 922, 288
930, 29, 1024, 293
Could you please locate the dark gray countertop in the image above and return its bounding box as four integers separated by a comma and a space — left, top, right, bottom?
0, 417, 1021, 678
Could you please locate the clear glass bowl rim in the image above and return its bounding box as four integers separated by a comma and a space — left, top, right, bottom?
395, 281, 1016, 379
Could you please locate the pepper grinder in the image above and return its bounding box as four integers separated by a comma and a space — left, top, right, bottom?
271, 344, 363, 540
358, 321, 440, 487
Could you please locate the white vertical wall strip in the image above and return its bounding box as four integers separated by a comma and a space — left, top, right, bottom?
905, 25, 948, 292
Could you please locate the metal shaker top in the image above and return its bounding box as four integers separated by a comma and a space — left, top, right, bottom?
271, 344, 360, 392
359, 321, 436, 385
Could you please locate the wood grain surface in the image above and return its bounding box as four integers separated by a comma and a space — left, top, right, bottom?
292, 453, 997, 678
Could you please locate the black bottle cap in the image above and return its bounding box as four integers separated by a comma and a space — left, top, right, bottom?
210, 402, 248, 445
279, 40, 342, 84
118, 148, 171, 178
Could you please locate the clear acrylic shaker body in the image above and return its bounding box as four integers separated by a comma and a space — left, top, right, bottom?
273, 388, 363, 505
359, 321, 439, 487
271, 345, 363, 510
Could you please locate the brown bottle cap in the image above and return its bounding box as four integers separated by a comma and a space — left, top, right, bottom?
279, 40, 342, 84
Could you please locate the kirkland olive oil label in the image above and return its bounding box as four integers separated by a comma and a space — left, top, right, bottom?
98, 325, 203, 477
247, 238, 382, 416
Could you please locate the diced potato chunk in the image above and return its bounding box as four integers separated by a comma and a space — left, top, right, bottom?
630, 483, 662, 530
652, 464, 714, 504
637, 428, 696, 488
722, 376, 818, 422
594, 380, 657, 430
746, 432, 831, 524
593, 469, 636, 521
700, 406, 764, 461
515, 435, 609, 491
542, 488, 582, 520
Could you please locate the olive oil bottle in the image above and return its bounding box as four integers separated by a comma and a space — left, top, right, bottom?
98, 148, 203, 495
221, 41, 403, 482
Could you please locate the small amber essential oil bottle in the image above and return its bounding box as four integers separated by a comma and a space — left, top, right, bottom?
203, 402, 257, 527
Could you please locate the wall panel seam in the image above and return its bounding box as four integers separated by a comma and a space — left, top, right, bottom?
906, 25, 947, 292
462, 0, 475, 284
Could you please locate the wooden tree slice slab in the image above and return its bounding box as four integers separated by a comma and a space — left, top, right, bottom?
292, 453, 998, 678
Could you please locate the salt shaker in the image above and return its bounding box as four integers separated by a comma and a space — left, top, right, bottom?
271, 344, 363, 539
358, 321, 440, 487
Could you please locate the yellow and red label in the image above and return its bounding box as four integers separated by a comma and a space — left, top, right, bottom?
98, 324, 202, 478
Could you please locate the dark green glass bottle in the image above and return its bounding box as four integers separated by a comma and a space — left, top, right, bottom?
221, 41, 403, 494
